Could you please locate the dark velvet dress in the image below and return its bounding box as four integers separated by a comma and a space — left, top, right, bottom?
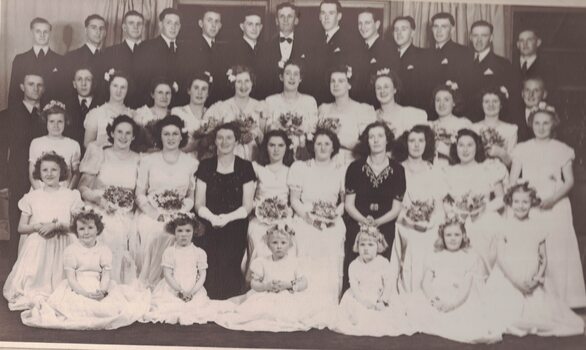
342, 157, 406, 291
195, 156, 256, 299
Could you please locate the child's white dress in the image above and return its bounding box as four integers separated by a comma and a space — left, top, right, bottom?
332, 255, 414, 337
142, 243, 224, 325
215, 255, 330, 332
21, 241, 150, 329
405, 249, 502, 343
484, 215, 585, 336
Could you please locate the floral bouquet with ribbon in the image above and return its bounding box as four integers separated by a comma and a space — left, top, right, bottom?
315, 117, 341, 134
236, 113, 257, 144
479, 127, 505, 155
193, 117, 221, 159
403, 199, 435, 231
278, 112, 304, 137
102, 186, 135, 214
256, 196, 291, 225
309, 200, 337, 230
149, 189, 184, 221
444, 192, 486, 221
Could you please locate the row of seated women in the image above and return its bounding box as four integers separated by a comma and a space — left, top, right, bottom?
2, 60, 585, 342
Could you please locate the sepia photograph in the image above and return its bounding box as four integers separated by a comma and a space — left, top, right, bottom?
0, 0, 585, 349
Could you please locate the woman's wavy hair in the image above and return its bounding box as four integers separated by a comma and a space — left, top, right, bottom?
105, 70, 132, 103
353, 121, 394, 159
70, 208, 105, 236
372, 69, 403, 104
106, 114, 139, 150
307, 128, 341, 158
393, 124, 436, 162
213, 121, 242, 143
32, 151, 68, 181
280, 59, 305, 80
154, 114, 189, 149
148, 77, 173, 108
41, 101, 70, 126
165, 213, 202, 237
228, 64, 256, 89
449, 128, 486, 164
434, 217, 470, 252
432, 84, 465, 117
503, 181, 541, 208
257, 129, 294, 166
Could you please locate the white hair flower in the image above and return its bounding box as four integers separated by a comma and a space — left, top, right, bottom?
445, 80, 459, 91
226, 68, 235, 83
499, 86, 509, 99
204, 71, 213, 84
376, 67, 391, 76
346, 65, 352, 79
278, 60, 286, 69
172, 81, 179, 93
104, 68, 115, 82
43, 100, 66, 111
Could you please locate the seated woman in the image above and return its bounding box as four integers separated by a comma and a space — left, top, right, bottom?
203, 65, 265, 161
264, 60, 318, 160
133, 78, 173, 152
374, 69, 427, 138
317, 65, 377, 167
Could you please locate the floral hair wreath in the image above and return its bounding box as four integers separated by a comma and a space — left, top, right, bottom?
226, 68, 236, 83
345, 65, 353, 79
72, 205, 103, 220
504, 180, 541, 207
266, 221, 296, 237
172, 81, 179, 93
204, 71, 213, 84
531, 101, 556, 114
499, 85, 509, 99
104, 68, 116, 82
376, 67, 391, 77
170, 212, 196, 221
354, 223, 388, 253
445, 80, 459, 91
43, 100, 66, 111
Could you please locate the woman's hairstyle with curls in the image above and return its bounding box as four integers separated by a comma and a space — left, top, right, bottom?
434, 217, 470, 252
432, 84, 465, 117
280, 59, 305, 80
503, 181, 541, 208
32, 151, 69, 181
372, 68, 403, 103
106, 114, 139, 149
449, 128, 486, 165
353, 121, 394, 159
307, 128, 341, 158
70, 208, 105, 236
228, 65, 256, 88
213, 121, 242, 143
352, 225, 389, 254
41, 100, 70, 125
256, 129, 295, 166
105, 70, 132, 102
154, 114, 189, 149
165, 213, 202, 237
393, 124, 436, 162
263, 223, 295, 248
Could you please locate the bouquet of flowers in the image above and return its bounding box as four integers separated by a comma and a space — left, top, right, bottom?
479, 127, 505, 154
150, 189, 184, 215
102, 186, 135, 214
256, 196, 290, 225
236, 113, 257, 144
192, 117, 220, 159
309, 200, 338, 230
432, 125, 456, 146
445, 192, 486, 220
404, 199, 435, 224
316, 117, 341, 134
140, 119, 160, 151
278, 112, 304, 137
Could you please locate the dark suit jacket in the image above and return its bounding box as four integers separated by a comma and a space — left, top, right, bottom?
0, 109, 9, 189
9, 48, 64, 105
256, 33, 311, 99
133, 36, 197, 107
192, 35, 229, 104
64, 44, 105, 101
466, 50, 516, 122
99, 41, 140, 108
64, 94, 101, 151
513, 54, 556, 87
226, 38, 264, 99
395, 44, 430, 111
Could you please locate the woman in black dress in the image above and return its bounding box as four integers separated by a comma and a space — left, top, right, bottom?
195, 122, 256, 299
343, 121, 406, 291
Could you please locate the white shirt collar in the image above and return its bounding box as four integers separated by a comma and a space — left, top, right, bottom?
325, 26, 340, 42
520, 55, 537, 68
280, 32, 294, 40
78, 95, 93, 105
435, 40, 449, 49
365, 34, 379, 49
23, 100, 39, 114
124, 39, 140, 51
475, 47, 490, 62
202, 34, 214, 48
243, 36, 257, 50
399, 43, 411, 57
86, 42, 100, 54
160, 34, 176, 49
33, 45, 49, 56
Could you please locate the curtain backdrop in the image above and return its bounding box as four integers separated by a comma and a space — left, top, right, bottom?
0, 0, 172, 110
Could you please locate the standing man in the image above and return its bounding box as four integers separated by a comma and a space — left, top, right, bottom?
392, 16, 429, 110
99, 10, 144, 107
194, 9, 227, 104
466, 20, 515, 122
134, 8, 194, 107
516, 77, 549, 142
258, 2, 310, 98
9, 18, 63, 105
7, 72, 46, 259
515, 29, 555, 90
64, 67, 101, 151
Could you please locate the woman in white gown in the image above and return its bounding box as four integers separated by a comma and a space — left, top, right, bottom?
265, 60, 318, 160
84, 70, 134, 147
203, 65, 265, 161
509, 103, 586, 308
471, 87, 518, 167
317, 65, 377, 166
135, 115, 198, 289
133, 78, 172, 152
78, 115, 141, 284
374, 69, 427, 138
288, 129, 345, 317
391, 125, 446, 293
443, 129, 507, 276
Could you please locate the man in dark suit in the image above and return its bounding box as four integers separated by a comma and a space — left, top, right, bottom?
257, 2, 311, 99
9, 18, 63, 106
99, 10, 144, 108
7, 72, 46, 260
64, 67, 101, 152
134, 8, 195, 107
392, 16, 429, 111
354, 8, 399, 107
311, 0, 359, 104
515, 76, 548, 142
466, 20, 516, 122
428, 12, 472, 119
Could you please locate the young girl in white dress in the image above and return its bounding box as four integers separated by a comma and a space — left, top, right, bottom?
3, 153, 83, 311
143, 213, 223, 325
29, 101, 80, 190
216, 223, 325, 332
510, 103, 586, 308
485, 183, 585, 337
405, 218, 501, 343
21, 209, 150, 329
333, 225, 413, 337
134, 78, 172, 152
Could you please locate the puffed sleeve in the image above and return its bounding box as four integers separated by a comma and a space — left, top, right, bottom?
69, 190, 84, 213
79, 142, 105, 175
358, 104, 377, 133
99, 245, 113, 271
557, 141, 575, 168
304, 95, 319, 133
345, 161, 360, 195
195, 247, 208, 270
238, 158, 257, 185
83, 107, 100, 130
17, 192, 33, 216
63, 245, 78, 271
195, 158, 212, 184
28, 138, 41, 163
249, 258, 265, 282
511, 141, 526, 166
70, 139, 81, 170
202, 101, 223, 123
348, 259, 360, 289
487, 160, 508, 188
391, 162, 406, 202
161, 246, 175, 269
287, 161, 305, 192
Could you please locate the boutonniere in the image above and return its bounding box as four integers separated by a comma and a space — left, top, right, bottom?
483, 68, 494, 75
333, 47, 341, 53
370, 57, 377, 64
278, 60, 285, 69
407, 64, 414, 70
52, 67, 58, 72
300, 54, 306, 59
441, 58, 448, 64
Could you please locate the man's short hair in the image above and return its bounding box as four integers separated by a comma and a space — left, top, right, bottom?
392, 16, 416, 30
319, 0, 342, 13
30, 17, 52, 30
241, 9, 263, 23
84, 14, 106, 27
359, 8, 381, 23
470, 20, 493, 34
159, 8, 181, 22
276, 2, 299, 18
431, 12, 455, 26
518, 28, 540, 39
200, 8, 222, 20
523, 76, 547, 90
22, 69, 44, 82
123, 10, 144, 22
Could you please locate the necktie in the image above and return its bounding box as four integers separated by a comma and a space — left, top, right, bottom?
521, 60, 528, 73
324, 33, 329, 43
81, 99, 89, 115
474, 53, 480, 64
280, 37, 293, 44
37, 50, 45, 60
31, 106, 40, 118
94, 48, 100, 56
365, 41, 370, 50
170, 41, 176, 53
210, 39, 215, 48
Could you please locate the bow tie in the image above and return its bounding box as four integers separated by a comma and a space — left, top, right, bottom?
280, 37, 293, 44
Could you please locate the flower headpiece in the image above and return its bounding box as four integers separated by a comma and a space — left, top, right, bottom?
72, 205, 103, 221
345, 65, 352, 79
376, 67, 391, 76
172, 81, 179, 93
170, 212, 196, 221
204, 71, 213, 84
353, 223, 388, 253
499, 85, 509, 99
267, 222, 295, 237
42, 100, 66, 111
104, 68, 115, 82
278, 59, 286, 69
226, 68, 236, 83
445, 80, 459, 91
532, 101, 556, 114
